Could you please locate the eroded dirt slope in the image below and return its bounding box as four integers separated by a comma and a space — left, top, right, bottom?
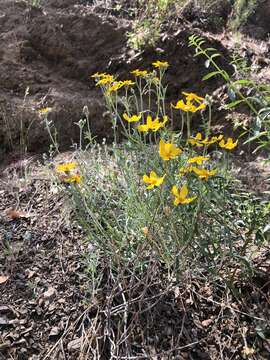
0, 0, 269, 159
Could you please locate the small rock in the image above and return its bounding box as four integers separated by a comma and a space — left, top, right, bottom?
201, 318, 213, 327
49, 326, 60, 338
0, 316, 9, 325
43, 287, 56, 299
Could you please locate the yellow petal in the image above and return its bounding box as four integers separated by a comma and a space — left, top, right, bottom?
143, 175, 150, 183
171, 185, 179, 197
179, 184, 188, 199
137, 124, 149, 132
146, 115, 153, 126
182, 196, 197, 204
149, 171, 157, 179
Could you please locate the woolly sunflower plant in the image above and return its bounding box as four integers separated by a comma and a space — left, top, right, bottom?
54, 59, 267, 281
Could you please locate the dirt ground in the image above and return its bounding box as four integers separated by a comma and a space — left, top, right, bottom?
0, 151, 269, 359
0, 0, 269, 157
1, 1, 270, 359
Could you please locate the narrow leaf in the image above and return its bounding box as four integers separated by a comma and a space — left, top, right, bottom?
225, 100, 245, 109
233, 79, 253, 86
210, 53, 221, 60
202, 71, 221, 81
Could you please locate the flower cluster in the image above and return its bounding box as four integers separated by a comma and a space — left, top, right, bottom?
189, 133, 238, 150
142, 129, 237, 205
55, 162, 82, 184
92, 63, 239, 209
137, 115, 168, 132
172, 92, 206, 113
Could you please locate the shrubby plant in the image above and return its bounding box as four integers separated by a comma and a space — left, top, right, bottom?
48, 58, 267, 284
189, 34, 270, 151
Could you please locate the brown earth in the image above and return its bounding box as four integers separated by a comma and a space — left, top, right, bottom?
0, 153, 269, 360
1, 0, 269, 161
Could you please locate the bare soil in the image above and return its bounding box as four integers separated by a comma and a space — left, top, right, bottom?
0, 0, 269, 157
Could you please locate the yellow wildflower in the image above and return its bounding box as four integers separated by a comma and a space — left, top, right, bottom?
130, 69, 148, 77
179, 166, 194, 175
38, 107, 52, 114
123, 113, 142, 123
172, 100, 193, 112
62, 174, 82, 184
159, 139, 182, 161
172, 92, 206, 113
121, 80, 135, 86
152, 77, 160, 84
137, 115, 168, 132
171, 184, 197, 206
187, 156, 209, 166
56, 162, 77, 173
106, 81, 124, 93
182, 92, 204, 104
96, 74, 114, 86
192, 167, 217, 180
209, 134, 223, 144
189, 133, 224, 147
91, 72, 109, 78
219, 138, 238, 150
172, 100, 206, 113
190, 103, 206, 112
143, 171, 165, 190
152, 60, 169, 68
107, 80, 134, 93
188, 133, 204, 147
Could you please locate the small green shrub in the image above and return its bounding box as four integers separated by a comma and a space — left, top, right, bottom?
189, 34, 270, 152
47, 59, 268, 286
230, 0, 258, 31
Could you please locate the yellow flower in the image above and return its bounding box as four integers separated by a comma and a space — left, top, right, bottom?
179, 166, 194, 175
187, 156, 209, 166
106, 81, 124, 93
137, 115, 168, 132
91, 72, 109, 78
172, 100, 193, 112
159, 139, 182, 161
63, 174, 82, 184
188, 133, 224, 147
182, 92, 204, 104
219, 138, 238, 150
143, 171, 165, 190
192, 167, 217, 180
171, 184, 197, 205
123, 113, 142, 123
172, 92, 206, 113
172, 100, 206, 113
188, 133, 204, 147
38, 107, 52, 114
56, 162, 77, 173
130, 69, 148, 77
152, 60, 169, 68
121, 80, 135, 86
96, 74, 114, 86
209, 134, 223, 144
